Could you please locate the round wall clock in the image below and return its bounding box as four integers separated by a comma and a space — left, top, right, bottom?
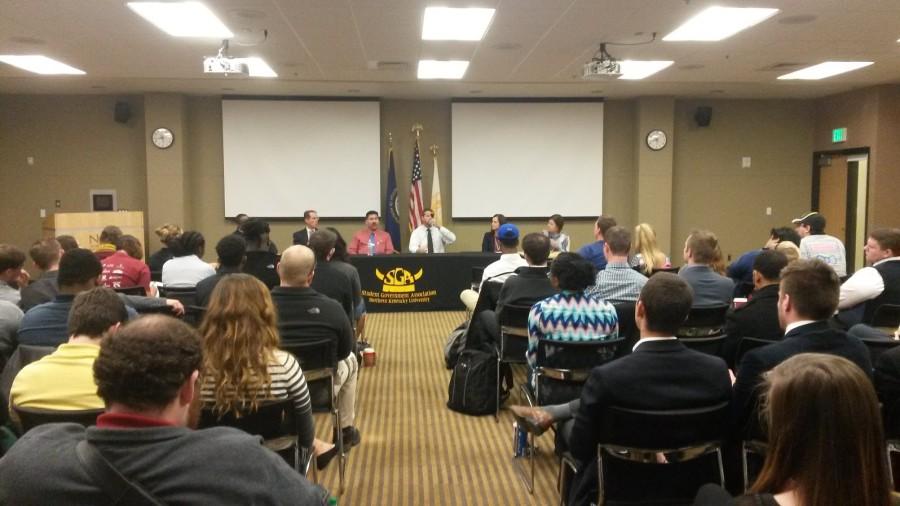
646, 129, 667, 151
151, 127, 174, 149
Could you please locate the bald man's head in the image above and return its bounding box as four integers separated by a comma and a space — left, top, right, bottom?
278, 245, 316, 287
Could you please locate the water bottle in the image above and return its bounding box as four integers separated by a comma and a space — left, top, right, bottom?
514, 422, 528, 457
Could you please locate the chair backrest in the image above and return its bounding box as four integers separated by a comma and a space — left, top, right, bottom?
199, 398, 296, 440
498, 303, 532, 336
279, 328, 339, 372
14, 406, 103, 432
613, 302, 638, 358
861, 338, 900, 367
158, 285, 198, 307
650, 267, 679, 276
735, 337, 777, 367
873, 304, 900, 328
598, 401, 730, 449
679, 335, 727, 357
535, 337, 624, 406
113, 285, 146, 296
473, 281, 504, 314
683, 305, 730, 328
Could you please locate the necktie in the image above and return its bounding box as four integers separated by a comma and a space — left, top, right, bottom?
427, 227, 434, 254
368, 232, 376, 256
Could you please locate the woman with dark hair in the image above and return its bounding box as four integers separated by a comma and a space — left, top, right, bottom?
481, 213, 507, 253
327, 227, 366, 340
200, 274, 337, 470
543, 213, 570, 252
161, 230, 215, 287
526, 252, 619, 387
240, 218, 280, 289
695, 353, 897, 506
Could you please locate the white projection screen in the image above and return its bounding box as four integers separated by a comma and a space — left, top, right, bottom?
451, 101, 604, 218
222, 99, 380, 218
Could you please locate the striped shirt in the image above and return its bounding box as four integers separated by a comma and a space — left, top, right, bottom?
201, 349, 314, 446
526, 291, 619, 370
586, 260, 648, 304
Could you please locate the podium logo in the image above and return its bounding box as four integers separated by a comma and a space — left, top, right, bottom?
375, 267, 423, 293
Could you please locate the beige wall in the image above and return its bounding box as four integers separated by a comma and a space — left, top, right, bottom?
0, 94, 147, 266
672, 99, 815, 262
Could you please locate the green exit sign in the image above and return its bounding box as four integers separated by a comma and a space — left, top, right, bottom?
832, 127, 847, 143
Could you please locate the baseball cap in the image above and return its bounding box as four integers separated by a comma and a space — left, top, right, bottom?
791, 212, 819, 225
496, 223, 519, 241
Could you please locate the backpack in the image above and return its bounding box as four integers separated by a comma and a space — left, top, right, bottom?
447, 349, 510, 416
443, 320, 469, 369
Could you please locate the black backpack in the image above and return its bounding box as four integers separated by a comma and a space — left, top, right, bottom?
447, 349, 510, 416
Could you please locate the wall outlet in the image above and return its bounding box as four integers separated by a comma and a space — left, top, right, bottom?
742, 156, 751, 168
766, 207, 772, 216
26, 156, 34, 165
55, 200, 61, 208
39, 208, 46, 218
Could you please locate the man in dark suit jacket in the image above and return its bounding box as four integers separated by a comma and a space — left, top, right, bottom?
510, 273, 732, 505
732, 259, 872, 436
291, 209, 319, 246
722, 250, 788, 367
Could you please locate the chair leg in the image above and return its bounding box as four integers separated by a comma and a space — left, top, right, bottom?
334, 406, 345, 494
495, 356, 501, 422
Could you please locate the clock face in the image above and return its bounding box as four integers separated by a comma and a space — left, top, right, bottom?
151, 127, 174, 149
646, 129, 667, 151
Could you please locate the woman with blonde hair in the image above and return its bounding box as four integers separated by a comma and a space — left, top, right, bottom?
630, 223, 671, 275
148, 223, 182, 277
200, 274, 337, 470
695, 353, 896, 506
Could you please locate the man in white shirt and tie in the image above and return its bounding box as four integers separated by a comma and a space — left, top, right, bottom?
409, 208, 456, 254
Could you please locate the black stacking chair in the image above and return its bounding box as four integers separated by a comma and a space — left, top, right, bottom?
678, 306, 730, 358
13, 406, 103, 433
873, 304, 900, 329
495, 303, 532, 418
861, 338, 900, 367
613, 301, 638, 358
113, 285, 147, 296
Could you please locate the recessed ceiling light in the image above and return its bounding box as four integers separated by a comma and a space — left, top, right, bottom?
422, 7, 495, 41
8, 36, 46, 45
0, 55, 85, 75
417, 60, 469, 80
127, 1, 233, 38
778, 14, 817, 25
235, 57, 277, 77
618, 60, 674, 80
777, 61, 873, 80
663, 6, 779, 41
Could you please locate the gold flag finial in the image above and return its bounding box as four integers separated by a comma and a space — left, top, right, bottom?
411, 123, 423, 139
430, 144, 438, 156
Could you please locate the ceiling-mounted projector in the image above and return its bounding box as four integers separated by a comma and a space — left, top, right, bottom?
203, 39, 248, 76
582, 43, 622, 79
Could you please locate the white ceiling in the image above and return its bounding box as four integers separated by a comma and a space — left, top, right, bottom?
1, 0, 899, 99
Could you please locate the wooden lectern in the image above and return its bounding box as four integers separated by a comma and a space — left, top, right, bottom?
43, 211, 145, 252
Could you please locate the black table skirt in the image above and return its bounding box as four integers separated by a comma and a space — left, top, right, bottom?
350, 253, 500, 312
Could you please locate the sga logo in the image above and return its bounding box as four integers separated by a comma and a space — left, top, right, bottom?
375, 267, 423, 293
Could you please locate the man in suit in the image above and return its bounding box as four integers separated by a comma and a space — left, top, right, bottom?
679, 229, 734, 308
291, 209, 319, 246
722, 249, 788, 368
510, 273, 732, 505
732, 259, 871, 435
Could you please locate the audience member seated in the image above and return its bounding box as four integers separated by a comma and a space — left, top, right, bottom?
727, 227, 800, 298
722, 250, 788, 367
199, 274, 337, 469
19, 239, 63, 311
55, 235, 79, 253
629, 222, 671, 275
292, 209, 319, 246
793, 211, 847, 278
100, 234, 151, 295
272, 245, 361, 449
241, 218, 280, 289
467, 233, 556, 351
732, 259, 871, 437
409, 208, 456, 254
543, 214, 570, 253
15, 249, 179, 348
460, 223, 526, 312
481, 213, 506, 253
774, 240, 801, 264
147, 223, 182, 276
0, 300, 23, 361
510, 273, 731, 506
586, 226, 647, 304
327, 228, 366, 341
577, 215, 617, 271
93, 225, 122, 260
10, 288, 126, 418
0, 314, 328, 504
695, 354, 894, 506
348, 210, 395, 255
195, 234, 245, 307
875, 344, 900, 439
308, 229, 355, 323
526, 252, 619, 390
161, 230, 215, 287
679, 230, 735, 308
835, 228, 900, 328
0, 244, 26, 305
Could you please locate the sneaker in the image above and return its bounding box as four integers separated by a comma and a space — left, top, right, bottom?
341, 426, 361, 448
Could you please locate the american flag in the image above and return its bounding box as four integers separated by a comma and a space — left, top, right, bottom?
408, 140, 425, 231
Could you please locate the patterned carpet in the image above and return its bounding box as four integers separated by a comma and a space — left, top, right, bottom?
311, 311, 561, 505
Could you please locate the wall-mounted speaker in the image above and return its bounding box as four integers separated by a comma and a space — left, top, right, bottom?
694, 106, 712, 127
114, 101, 131, 124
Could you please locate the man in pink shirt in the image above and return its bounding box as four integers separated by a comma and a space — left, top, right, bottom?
348, 210, 395, 255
